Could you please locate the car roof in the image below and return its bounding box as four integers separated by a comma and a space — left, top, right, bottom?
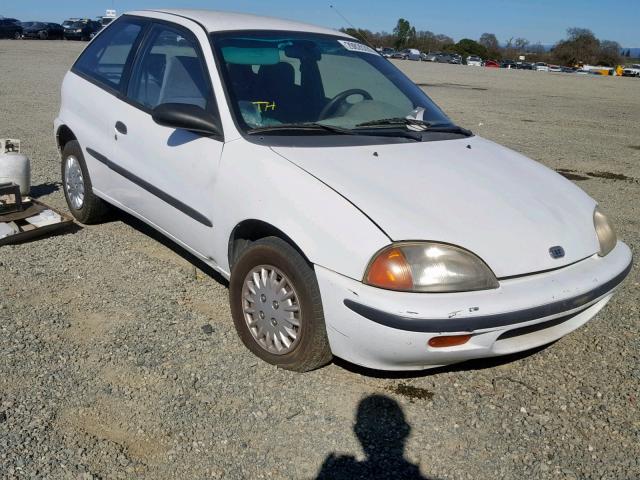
128, 9, 347, 37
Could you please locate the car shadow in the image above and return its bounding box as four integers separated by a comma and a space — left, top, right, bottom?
113, 210, 229, 287
315, 394, 439, 480
332, 342, 555, 379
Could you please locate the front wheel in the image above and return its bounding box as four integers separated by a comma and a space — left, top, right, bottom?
13, 31, 21, 40
229, 237, 332, 372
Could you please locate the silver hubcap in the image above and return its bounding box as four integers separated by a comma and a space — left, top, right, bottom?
242, 265, 301, 355
64, 155, 85, 210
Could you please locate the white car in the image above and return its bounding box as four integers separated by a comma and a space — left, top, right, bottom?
466, 55, 482, 66
535, 62, 550, 72
55, 9, 632, 372
622, 64, 640, 77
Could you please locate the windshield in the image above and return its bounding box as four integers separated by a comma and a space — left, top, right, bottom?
70, 21, 87, 28
211, 30, 452, 132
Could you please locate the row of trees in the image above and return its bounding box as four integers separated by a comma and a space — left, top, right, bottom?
342, 19, 629, 67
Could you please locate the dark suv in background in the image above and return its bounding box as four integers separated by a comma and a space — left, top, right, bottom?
0, 17, 23, 39
21, 22, 64, 39
63, 19, 99, 40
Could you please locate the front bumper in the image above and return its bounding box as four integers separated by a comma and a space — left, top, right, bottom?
316, 241, 632, 370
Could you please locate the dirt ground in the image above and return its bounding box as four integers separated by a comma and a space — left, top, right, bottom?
0, 40, 639, 479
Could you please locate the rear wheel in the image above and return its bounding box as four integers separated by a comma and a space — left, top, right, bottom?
61, 140, 110, 224
229, 237, 332, 372
13, 31, 21, 40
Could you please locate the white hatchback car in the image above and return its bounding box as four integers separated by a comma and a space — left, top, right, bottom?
55, 9, 632, 371
466, 55, 483, 66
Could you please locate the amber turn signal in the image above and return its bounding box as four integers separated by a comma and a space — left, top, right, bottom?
365, 247, 413, 290
428, 335, 471, 348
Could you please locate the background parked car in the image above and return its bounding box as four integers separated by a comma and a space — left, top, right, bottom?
622, 64, 640, 77
422, 52, 439, 62
484, 59, 500, 68
561, 66, 577, 73
61, 18, 80, 29
404, 48, 421, 60
548, 64, 562, 72
21, 21, 64, 39
501, 59, 517, 69
449, 53, 462, 64
435, 53, 453, 63
0, 17, 23, 39
535, 62, 550, 72
63, 19, 99, 40
466, 55, 482, 66
379, 47, 395, 58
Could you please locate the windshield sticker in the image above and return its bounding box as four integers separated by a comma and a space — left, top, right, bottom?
338, 40, 379, 56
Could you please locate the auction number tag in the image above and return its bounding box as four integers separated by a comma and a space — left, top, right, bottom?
338, 40, 379, 56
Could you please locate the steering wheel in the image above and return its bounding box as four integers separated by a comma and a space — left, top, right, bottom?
318, 89, 373, 120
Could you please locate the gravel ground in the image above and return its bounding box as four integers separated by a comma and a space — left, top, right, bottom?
1, 40, 639, 480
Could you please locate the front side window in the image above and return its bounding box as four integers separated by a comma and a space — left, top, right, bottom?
127, 24, 211, 110
212, 31, 451, 132
73, 17, 144, 89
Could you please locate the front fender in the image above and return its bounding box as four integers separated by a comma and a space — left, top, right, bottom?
212, 140, 390, 280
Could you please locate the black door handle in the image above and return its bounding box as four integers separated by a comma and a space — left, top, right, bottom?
115, 121, 128, 135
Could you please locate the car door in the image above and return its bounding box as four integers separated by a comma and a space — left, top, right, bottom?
109, 21, 224, 260
68, 16, 147, 202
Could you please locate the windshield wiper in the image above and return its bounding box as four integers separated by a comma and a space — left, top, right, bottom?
248, 123, 356, 135
356, 118, 473, 137
248, 122, 422, 141
356, 117, 432, 129
422, 125, 473, 136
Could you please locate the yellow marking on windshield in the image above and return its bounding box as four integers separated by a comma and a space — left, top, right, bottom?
253, 101, 276, 111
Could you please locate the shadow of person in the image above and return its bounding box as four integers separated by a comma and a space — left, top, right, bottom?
315, 395, 435, 480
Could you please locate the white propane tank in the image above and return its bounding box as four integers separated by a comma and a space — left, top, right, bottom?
0, 139, 30, 196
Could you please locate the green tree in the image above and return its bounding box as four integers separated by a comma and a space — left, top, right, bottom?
453, 39, 488, 58
393, 18, 415, 49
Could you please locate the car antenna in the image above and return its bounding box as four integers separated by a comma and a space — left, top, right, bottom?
329, 4, 378, 51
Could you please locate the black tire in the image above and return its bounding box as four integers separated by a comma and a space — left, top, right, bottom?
13, 31, 21, 40
61, 140, 110, 224
39, 31, 48, 40
229, 237, 332, 372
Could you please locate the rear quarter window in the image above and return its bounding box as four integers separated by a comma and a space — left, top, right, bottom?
73, 17, 146, 90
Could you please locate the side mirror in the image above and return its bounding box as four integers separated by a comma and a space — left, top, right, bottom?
152, 103, 220, 136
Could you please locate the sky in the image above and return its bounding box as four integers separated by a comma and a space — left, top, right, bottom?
1, 0, 638, 47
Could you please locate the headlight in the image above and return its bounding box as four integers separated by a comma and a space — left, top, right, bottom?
594, 207, 616, 256
364, 242, 499, 293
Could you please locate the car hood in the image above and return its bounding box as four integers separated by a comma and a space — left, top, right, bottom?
271, 135, 600, 278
